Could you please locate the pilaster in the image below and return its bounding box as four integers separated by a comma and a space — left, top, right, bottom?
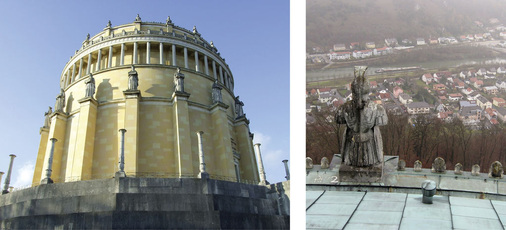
234, 117, 259, 183
184, 47, 188, 68
210, 103, 236, 180
41, 112, 68, 183
32, 127, 49, 185
123, 90, 141, 175
67, 97, 98, 181
172, 91, 193, 178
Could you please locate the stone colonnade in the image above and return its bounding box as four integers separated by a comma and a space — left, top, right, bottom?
61, 40, 234, 93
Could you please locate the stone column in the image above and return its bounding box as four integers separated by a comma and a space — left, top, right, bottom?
86, 53, 92, 74
196, 131, 209, 179
210, 103, 236, 180
204, 56, 209, 75
282, 159, 290, 180
219, 65, 224, 84
212, 60, 217, 80
41, 138, 57, 184
2, 155, 15, 194
172, 90, 192, 178
254, 143, 268, 185
120, 43, 125, 66
65, 70, 70, 87
123, 89, 140, 175
234, 121, 259, 183
146, 42, 151, 64
183, 47, 188, 68
96, 49, 102, 71
194, 51, 200, 72
78, 58, 83, 78
72, 63, 76, 82
116, 129, 127, 177
41, 113, 67, 183
172, 44, 177, 66
33, 126, 50, 185
159, 42, 164, 64
108, 45, 113, 68
66, 97, 98, 181
133, 42, 138, 64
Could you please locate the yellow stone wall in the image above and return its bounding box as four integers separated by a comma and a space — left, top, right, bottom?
33, 21, 259, 185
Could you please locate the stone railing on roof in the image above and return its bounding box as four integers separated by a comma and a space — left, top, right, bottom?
306, 155, 506, 194
72, 24, 222, 65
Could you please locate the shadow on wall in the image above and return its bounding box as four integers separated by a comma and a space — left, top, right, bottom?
97, 79, 117, 102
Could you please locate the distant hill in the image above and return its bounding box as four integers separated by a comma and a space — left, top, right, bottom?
307, 0, 506, 51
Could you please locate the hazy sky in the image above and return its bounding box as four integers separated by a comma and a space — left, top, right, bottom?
0, 1, 290, 188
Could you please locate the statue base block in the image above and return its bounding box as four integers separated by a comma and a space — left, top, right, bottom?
115, 171, 126, 178
40, 178, 54, 184
339, 164, 382, 183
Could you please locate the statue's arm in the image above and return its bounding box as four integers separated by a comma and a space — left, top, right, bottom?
375, 105, 388, 126
335, 107, 347, 124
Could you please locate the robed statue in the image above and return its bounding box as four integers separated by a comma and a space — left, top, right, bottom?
235, 96, 245, 118
55, 89, 65, 113
85, 73, 95, 98
128, 65, 139, 91
174, 68, 185, 92
43, 106, 52, 128
212, 80, 223, 103
335, 66, 388, 167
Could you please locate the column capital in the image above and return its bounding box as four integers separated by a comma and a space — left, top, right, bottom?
8, 154, 16, 158
119, 128, 127, 133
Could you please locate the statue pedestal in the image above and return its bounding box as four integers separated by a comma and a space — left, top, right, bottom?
339, 164, 382, 183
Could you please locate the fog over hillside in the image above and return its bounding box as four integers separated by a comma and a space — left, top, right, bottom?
307, 0, 506, 50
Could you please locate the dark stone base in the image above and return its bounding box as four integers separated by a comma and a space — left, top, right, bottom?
115, 171, 126, 178
0, 178, 289, 229
339, 164, 383, 183
198, 172, 209, 179
40, 178, 53, 184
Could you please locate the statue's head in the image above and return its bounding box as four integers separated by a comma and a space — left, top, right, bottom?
351, 66, 370, 109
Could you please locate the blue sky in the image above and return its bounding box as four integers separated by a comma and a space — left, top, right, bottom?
0, 1, 290, 188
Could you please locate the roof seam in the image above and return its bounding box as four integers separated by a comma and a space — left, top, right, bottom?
397, 193, 409, 230
341, 190, 367, 229
490, 199, 506, 230
306, 190, 326, 211
448, 195, 454, 229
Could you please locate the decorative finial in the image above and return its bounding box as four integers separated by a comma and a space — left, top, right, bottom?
210, 41, 214, 47
193, 26, 198, 34
86, 33, 90, 41
107, 20, 112, 28
135, 14, 141, 22
166, 16, 172, 24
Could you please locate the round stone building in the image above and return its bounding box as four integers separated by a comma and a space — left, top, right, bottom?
32, 16, 260, 185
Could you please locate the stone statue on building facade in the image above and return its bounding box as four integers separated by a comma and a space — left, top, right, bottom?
43, 107, 52, 128
235, 96, 245, 118
174, 68, 185, 92
212, 80, 223, 103
55, 89, 65, 113
335, 66, 388, 167
128, 65, 139, 91
166, 16, 172, 25
85, 73, 95, 98
135, 14, 141, 22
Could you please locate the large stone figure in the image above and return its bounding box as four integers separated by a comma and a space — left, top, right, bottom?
128, 65, 139, 91
336, 66, 387, 167
235, 96, 245, 118
174, 68, 185, 92
43, 107, 52, 128
212, 80, 223, 104
85, 73, 95, 98
55, 89, 65, 113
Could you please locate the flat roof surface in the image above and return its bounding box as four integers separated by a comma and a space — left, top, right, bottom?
307, 190, 506, 230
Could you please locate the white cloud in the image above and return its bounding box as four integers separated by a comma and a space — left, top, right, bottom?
252, 131, 288, 182
11, 161, 34, 189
